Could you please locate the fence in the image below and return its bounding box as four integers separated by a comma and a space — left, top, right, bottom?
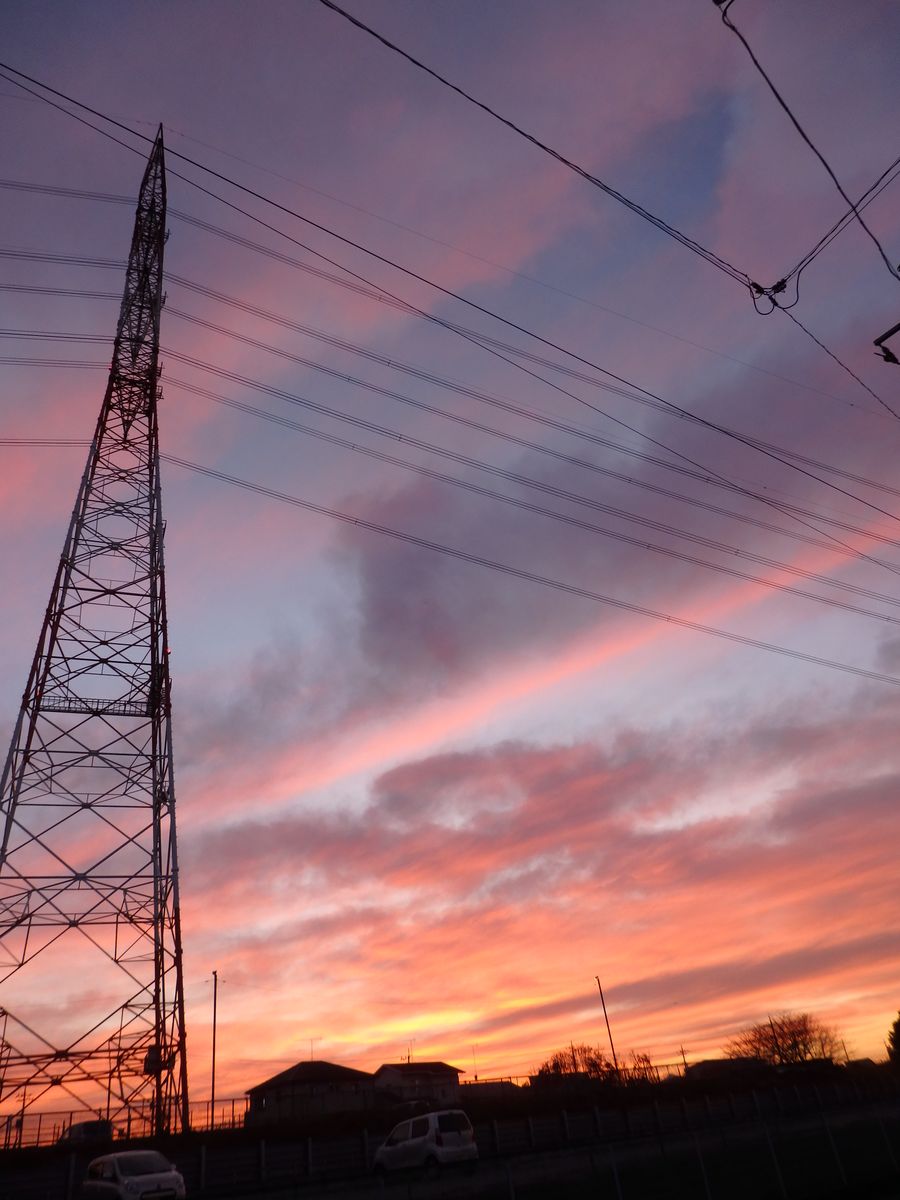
0, 1094, 251, 1149
3, 1073, 899, 1200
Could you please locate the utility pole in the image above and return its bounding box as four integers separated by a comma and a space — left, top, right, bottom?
594, 976, 620, 1078
0, 128, 189, 1136
211, 971, 218, 1128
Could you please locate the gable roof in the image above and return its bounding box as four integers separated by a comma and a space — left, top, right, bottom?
247, 1060, 373, 1094
375, 1062, 463, 1077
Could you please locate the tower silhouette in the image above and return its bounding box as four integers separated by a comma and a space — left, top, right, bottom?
0, 129, 189, 1137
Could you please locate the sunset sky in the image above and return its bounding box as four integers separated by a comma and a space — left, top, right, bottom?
1, 0, 900, 1102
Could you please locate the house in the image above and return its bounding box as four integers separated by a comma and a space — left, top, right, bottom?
245, 1060, 376, 1124
374, 1062, 463, 1105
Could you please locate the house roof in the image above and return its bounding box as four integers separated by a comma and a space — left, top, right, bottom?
375, 1062, 463, 1077
247, 1060, 373, 1094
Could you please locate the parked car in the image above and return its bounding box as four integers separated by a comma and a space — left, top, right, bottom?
373, 1109, 477, 1174
79, 1150, 185, 1199
58, 1119, 115, 1146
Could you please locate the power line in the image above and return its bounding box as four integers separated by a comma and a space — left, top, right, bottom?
2, 436, 896, 687
14, 298, 899, 566
776, 304, 900, 420
5, 273, 899, 510
7, 325, 900, 568
716, 0, 900, 284
314, 0, 752, 290
11, 263, 892, 588
782, 152, 900, 286
0, 62, 891, 497
161, 305, 900, 554
0, 173, 880, 416
14, 346, 900, 574
1, 100, 894, 605
132, 454, 900, 691
167, 380, 900, 616
3, 414, 899, 628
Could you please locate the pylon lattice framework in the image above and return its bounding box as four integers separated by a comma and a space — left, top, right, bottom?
0, 129, 189, 1136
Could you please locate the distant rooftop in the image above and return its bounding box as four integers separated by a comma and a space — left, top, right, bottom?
376, 1062, 464, 1077
248, 1060, 373, 1094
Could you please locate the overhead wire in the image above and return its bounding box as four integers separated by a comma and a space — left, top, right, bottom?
313, 0, 752, 289
10, 301, 900, 564
6, 282, 900, 575
716, 0, 900, 284
782, 151, 900, 287
4, 66, 899, 596
4, 266, 898, 539
3, 172, 885, 420
0, 60, 893, 482
2, 409, 899, 628
776, 302, 899, 419
1, 436, 898, 688
161, 304, 900, 547
1, 53, 892, 436
0, 174, 829, 399
9, 345, 900, 570
5, 270, 900, 509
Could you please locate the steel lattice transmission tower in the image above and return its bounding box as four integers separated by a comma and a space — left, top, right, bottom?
0, 129, 189, 1136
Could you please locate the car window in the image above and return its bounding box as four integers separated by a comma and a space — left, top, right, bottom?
386, 1121, 410, 1146
438, 1112, 471, 1133
87, 1163, 104, 1180
410, 1117, 429, 1138
117, 1152, 171, 1176
100, 1162, 116, 1181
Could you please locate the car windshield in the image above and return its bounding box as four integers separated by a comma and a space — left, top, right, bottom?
438, 1112, 471, 1132
118, 1152, 171, 1177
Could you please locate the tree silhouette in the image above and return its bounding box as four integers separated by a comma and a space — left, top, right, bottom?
535, 1042, 616, 1079
888, 1013, 900, 1071
725, 1012, 840, 1065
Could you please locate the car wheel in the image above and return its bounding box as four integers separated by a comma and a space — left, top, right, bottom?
424, 1155, 441, 1179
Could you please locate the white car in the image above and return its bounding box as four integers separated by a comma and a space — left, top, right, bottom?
374, 1109, 478, 1174
79, 1150, 186, 1199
